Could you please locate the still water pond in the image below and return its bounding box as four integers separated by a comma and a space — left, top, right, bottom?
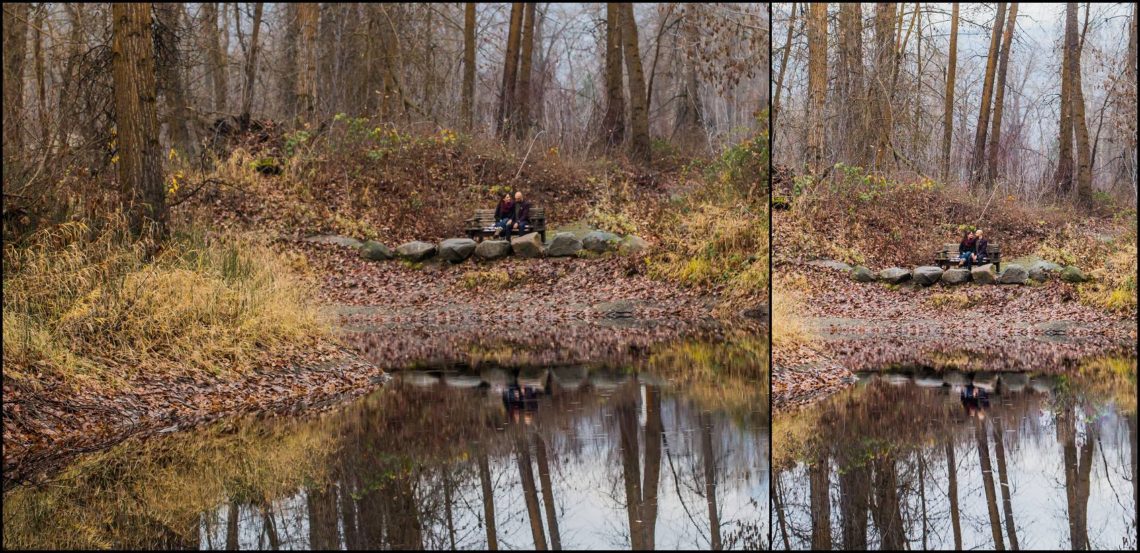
773, 364, 1138, 550
4, 362, 767, 550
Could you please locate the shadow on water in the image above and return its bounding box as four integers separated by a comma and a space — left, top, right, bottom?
2, 338, 769, 550
772, 358, 1138, 551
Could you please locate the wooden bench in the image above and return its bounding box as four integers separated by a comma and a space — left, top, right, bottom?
464, 207, 546, 242
935, 242, 1001, 271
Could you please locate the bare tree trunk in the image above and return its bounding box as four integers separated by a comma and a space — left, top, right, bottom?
871, 3, 898, 171
619, 2, 650, 163
986, 3, 1017, 184
296, 3, 319, 126
2, 2, 29, 173
838, 460, 869, 549
773, 3, 797, 128
204, 3, 228, 114
155, 4, 198, 159
279, 4, 299, 123
970, 2, 1006, 188
602, 3, 625, 150
941, 2, 959, 181
838, 2, 866, 167
497, 3, 523, 140
1067, 3, 1093, 207
112, 2, 166, 239
534, 434, 562, 550
700, 413, 722, 550
516, 3, 537, 139
462, 3, 476, 132
805, 3, 827, 173
239, 3, 264, 127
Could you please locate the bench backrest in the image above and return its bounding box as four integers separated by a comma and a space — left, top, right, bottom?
467, 207, 546, 228
940, 242, 1002, 256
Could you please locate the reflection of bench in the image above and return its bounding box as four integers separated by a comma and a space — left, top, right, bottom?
935, 242, 1001, 272
464, 207, 546, 242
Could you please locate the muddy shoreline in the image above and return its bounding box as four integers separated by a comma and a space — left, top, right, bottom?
3, 239, 749, 490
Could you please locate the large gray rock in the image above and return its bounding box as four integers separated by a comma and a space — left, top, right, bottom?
396, 241, 437, 262
997, 263, 1028, 284
546, 232, 582, 257
619, 235, 649, 256
359, 240, 393, 261
971, 263, 997, 284
1060, 265, 1088, 282
474, 240, 512, 260
941, 268, 971, 284
879, 267, 911, 284
808, 259, 853, 272
1028, 260, 1062, 281
511, 232, 544, 258
851, 266, 876, 282
438, 238, 477, 262
582, 230, 621, 253
913, 266, 944, 286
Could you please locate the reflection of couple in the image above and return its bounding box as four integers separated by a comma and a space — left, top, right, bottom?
957, 229, 990, 269
960, 383, 990, 418
492, 191, 531, 239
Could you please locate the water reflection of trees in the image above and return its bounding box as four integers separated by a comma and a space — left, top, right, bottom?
5, 366, 767, 550
773, 369, 1138, 550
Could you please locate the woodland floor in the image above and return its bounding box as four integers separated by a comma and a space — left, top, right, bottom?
772, 264, 1138, 412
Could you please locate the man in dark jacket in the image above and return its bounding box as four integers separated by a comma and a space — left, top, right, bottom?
509, 190, 531, 237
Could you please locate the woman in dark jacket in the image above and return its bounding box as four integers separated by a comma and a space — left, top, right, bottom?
957, 231, 977, 267
493, 194, 514, 238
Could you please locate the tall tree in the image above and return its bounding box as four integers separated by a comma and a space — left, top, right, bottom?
516, 3, 537, 139
601, 3, 625, 149
986, 3, 1018, 184
871, 3, 898, 170
970, 2, 1006, 187
203, 3, 228, 114
941, 2, 959, 181
295, 3, 319, 126
155, 4, 198, 158
278, 4, 299, 123
497, 3, 523, 140
111, 2, 165, 238
462, 3, 476, 132
1067, 3, 1093, 207
773, 3, 797, 128
238, 3, 265, 127
837, 3, 866, 166
805, 2, 828, 173
618, 3, 650, 162
3, 2, 30, 172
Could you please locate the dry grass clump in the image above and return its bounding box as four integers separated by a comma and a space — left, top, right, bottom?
772, 273, 814, 349
460, 268, 530, 290
2, 216, 331, 386
928, 291, 975, 309
1033, 217, 1138, 314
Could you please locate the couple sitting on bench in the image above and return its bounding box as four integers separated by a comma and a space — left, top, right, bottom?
956, 229, 990, 269
492, 191, 531, 239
